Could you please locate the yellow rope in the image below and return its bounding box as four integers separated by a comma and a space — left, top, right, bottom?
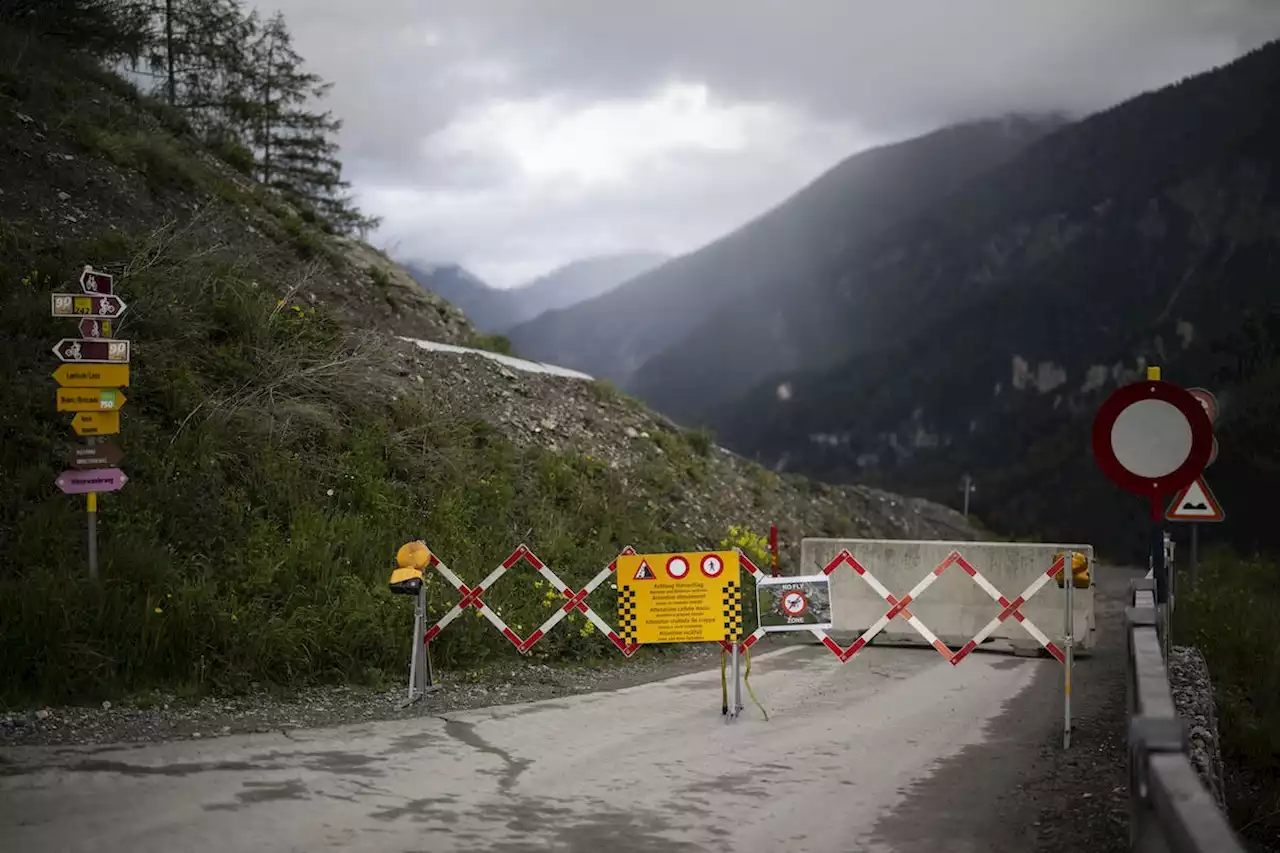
744, 647, 769, 721
720, 645, 769, 720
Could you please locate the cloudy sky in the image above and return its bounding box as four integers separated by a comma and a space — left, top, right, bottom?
252, 0, 1280, 287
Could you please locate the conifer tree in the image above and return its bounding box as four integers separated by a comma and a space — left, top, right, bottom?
242, 11, 378, 236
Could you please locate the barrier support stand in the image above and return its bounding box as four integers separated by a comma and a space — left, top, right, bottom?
727, 643, 743, 722
1063, 555, 1074, 750
403, 583, 436, 706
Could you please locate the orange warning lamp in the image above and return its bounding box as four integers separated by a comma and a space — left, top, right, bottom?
389, 540, 432, 595
1053, 551, 1091, 589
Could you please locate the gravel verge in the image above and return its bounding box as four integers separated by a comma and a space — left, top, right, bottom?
1167, 644, 1228, 809
0, 644, 729, 749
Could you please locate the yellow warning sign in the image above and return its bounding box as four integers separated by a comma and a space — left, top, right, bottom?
616, 550, 742, 645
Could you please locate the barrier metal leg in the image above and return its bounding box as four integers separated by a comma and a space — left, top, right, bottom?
403, 585, 436, 707
1064, 558, 1073, 750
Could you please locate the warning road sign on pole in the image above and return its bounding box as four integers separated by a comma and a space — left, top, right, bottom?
1166, 476, 1225, 522
616, 550, 741, 645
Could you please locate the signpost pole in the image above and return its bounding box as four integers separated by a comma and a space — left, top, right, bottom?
730, 642, 742, 720
1063, 553, 1073, 750
1190, 525, 1199, 588
87, 492, 99, 581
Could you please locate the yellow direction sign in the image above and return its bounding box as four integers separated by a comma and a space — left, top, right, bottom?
71, 410, 121, 436
616, 550, 742, 645
52, 364, 130, 388
56, 388, 127, 412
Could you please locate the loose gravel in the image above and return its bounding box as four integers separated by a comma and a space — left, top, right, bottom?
0, 645, 727, 749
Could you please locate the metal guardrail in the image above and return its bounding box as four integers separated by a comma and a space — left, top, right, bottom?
1125, 576, 1246, 852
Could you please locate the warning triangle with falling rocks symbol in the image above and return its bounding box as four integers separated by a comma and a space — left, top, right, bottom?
1165, 475, 1226, 522
633, 560, 656, 580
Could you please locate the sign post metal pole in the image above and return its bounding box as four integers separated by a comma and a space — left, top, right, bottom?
1063, 553, 1073, 749
87, 492, 99, 581
731, 642, 742, 720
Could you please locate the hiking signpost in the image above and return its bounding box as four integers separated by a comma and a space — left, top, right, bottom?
49, 264, 131, 580
1091, 366, 1214, 621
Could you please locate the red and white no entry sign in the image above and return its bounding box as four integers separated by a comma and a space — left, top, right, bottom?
1091, 378, 1213, 498
665, 555, 690, 579
781, 590, 808, 617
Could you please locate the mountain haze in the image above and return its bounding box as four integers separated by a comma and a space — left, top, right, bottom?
709, 39, 1280, 559
409, 253, 668, 334
506, 114, 1069, 396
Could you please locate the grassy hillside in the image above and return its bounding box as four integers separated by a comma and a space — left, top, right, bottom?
0, 23, 979, 704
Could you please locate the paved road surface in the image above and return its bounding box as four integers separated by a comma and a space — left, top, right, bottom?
0, 642, 1064, 853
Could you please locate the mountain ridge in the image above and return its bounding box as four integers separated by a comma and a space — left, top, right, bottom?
506, 112, 1071, 405
708, 37, 1280, 559
409, 252, 668, 335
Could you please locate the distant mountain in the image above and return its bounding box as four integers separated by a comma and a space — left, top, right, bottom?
406, 263, 494, 323
709, 39, 1280, 559
505, 114, 1069, 398
409, 253, 668, 334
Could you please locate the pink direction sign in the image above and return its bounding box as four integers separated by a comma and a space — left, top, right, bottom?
55, 467, 128, 494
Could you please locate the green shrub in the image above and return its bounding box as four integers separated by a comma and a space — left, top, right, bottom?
1174, 548, 1280, 837
470, 333, 513, 356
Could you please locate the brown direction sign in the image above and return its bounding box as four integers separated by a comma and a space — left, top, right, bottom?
52, 338, 130, 364
50, 293, 127, 319
70, 440, 124, 469
79, 318, 113, 339
80, 266, 114, 295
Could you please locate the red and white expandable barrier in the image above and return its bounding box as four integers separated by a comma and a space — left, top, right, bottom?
800, 549, 1069, 665
422, 544, 642, 657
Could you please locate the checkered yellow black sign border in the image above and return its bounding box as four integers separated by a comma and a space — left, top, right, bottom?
616, 580, 742, 645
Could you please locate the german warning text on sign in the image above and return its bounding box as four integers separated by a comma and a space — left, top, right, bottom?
757, 574, 834, 631
616, 551, 741, 645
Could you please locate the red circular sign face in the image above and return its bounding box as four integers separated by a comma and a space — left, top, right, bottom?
781, 591, 808, 617
665, 556, 690, 579
700, 554, 724, 577
1091, 379, 1213, 496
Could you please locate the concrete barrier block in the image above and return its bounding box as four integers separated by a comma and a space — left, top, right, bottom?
799, 538, 1097, 655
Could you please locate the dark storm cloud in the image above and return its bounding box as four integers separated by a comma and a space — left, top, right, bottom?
252, 0, 1280, 285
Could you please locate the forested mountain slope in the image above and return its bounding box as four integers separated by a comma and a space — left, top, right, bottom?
711, 39, 1280, 559
506, 115, 1067, 396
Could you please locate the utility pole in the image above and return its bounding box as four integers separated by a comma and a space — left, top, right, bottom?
960, 473, 976, 517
